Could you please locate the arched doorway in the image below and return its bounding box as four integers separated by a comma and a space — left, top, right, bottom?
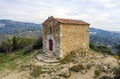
49, 39, 53, 51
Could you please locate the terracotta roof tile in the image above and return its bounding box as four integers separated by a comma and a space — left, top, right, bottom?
55, 18, 90, 25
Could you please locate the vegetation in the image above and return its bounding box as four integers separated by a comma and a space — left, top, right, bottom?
89, 42, 98, 51
94, 69, 101, 78
0, 36, 35, 53
30, 66, 44, 77
33, 36, 43, 49
116, 44, 120, 55
0, 36, 43, 53
89, 42, 112, 54
96, 45, 112, 54
69, 64, 85, 72
114, 65, 120, 76
59, 71, 71, 78
0, 36, 43, 71
60, 51, 77, 64
99, 76, 113, 79
0, 49, 38, 71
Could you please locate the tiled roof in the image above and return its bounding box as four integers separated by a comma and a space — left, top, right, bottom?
55, 18, 90, 25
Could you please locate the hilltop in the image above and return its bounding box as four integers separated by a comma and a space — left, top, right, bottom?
0, 49, 119, 79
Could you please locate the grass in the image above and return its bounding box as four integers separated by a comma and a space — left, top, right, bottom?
0, 48, 39, 71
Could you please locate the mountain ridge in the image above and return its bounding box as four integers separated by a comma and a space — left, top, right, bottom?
0, 19, 120, 51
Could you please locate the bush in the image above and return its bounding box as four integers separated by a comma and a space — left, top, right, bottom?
96, 45, 112, 54
69, 64, 85, 72
59, 71, 71, 78
94, 69, 101, 78
116, 44, 120, 55
0, 36, 35, 53
60, 52, 76, 64
114, 55, 120, 59
114, 65, 120, 75
114, 76, 120, 79
0, 39, 12, 53
33, 37, 43, 49
99, 76, 113, 79
89, 42, 98, 51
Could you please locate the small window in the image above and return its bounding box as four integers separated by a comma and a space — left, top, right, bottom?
49, 27, 52, 34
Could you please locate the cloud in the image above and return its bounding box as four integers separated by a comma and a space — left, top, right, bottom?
0, 0, 120, 31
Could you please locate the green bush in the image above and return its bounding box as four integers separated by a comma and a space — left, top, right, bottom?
114, 65, 120, 75
69, 64, 85, 72
96, 45, 112, 54
99, 76, 113, 79
0, 39, 12, 53
89, 42, 98, 51
114, 76, 120, 79
33, 37, 43, 49
94, 69, 101, 78
0, 36, 35, 53
59, 71, 71, 78
60, 52, 76, 64
116, 44, 120, 55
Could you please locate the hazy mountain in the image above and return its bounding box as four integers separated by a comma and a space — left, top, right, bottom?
0, 19, 42, 34
90, 28, 120, 50
0, 19, 120, 51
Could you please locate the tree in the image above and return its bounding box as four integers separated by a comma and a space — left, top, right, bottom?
96, 45, 112, 54
116, 44, 120, 55
89, 42, 98, 51
12, 36, 18, 50
33, 37, 43, 49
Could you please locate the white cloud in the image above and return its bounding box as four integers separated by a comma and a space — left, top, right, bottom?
0, 0, 120, 31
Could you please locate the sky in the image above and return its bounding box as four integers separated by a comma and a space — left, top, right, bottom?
0, 0, 120, 31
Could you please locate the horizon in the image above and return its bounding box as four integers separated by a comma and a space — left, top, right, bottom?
0, 0, 120, 31
0, 18, 120, 32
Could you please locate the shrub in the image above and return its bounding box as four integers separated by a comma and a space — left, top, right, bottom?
0, 36, 35, 53
114, 55, 120, 59
94, 69, 101, 78
99, 76, 113, 79
59, 71, 71, 78
114, 65, 120, 75
60, 52, 76, 64
96, 45, 112, 54
114, 76, 120, 79
89, 42, 98, 51
22, 46, 33, 55
69, 64, 85, 72
116, 44, 120, 55
33, 37, 43, 49
0, 39, 12, 53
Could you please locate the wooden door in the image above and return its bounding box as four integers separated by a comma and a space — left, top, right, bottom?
49, 39, 53, 51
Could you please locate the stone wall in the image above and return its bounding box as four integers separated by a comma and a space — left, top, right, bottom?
43, 17, 60, 57
60, 24, 89, 57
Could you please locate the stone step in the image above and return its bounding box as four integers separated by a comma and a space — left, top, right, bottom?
43, 53, 56, 58
36, 54, 59, 63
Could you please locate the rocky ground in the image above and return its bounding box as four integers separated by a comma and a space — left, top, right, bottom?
0, 49, 119, 79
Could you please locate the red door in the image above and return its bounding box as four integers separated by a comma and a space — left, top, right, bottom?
49, 39, 53, 51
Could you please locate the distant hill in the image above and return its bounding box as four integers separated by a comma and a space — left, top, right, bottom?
90, 28, 120, 50
0, 19, 42, 34
0, 19, 120, 51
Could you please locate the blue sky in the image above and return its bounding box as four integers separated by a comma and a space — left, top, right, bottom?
0, 0, 120, 31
